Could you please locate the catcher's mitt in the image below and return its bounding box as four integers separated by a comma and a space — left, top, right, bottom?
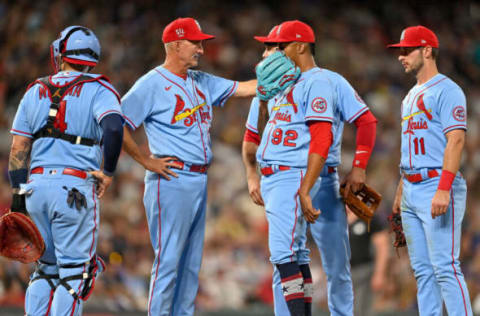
387, 213, 406, 250
0, 211, 45, 263
340, 183, 382, 229
255, 51, 300, 101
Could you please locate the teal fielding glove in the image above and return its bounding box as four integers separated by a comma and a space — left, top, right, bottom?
255, 51, 301, 101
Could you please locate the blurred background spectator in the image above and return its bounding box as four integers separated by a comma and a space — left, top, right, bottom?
0, 0, 479, 315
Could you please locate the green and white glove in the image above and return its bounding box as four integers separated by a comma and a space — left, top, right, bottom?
255, 51, 301, 101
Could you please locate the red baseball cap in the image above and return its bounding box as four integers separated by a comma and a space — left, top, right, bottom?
388, 25, 439, 48
162, 18, 215, 43
254, 25, 280, 43
274, 20, 315, 43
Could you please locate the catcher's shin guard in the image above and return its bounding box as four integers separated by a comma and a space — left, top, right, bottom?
25, 262, 59, 316
57, 254, 105, 301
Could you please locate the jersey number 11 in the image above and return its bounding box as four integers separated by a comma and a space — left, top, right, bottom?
413, 137, 425, 155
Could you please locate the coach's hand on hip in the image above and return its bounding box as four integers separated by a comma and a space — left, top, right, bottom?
144, 156, 182, 181
89, 170, 112, 198
431, 189, 450, 219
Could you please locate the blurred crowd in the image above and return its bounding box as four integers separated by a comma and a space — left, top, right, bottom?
0, 0, 479, 314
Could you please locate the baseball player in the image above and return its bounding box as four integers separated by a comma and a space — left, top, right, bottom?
245, 21, 378, 315
8, 26, 123, 315
389, 26, 472, 315
120, 17, 257, 316
306, 34, 378, 316
243, 20, 348, 315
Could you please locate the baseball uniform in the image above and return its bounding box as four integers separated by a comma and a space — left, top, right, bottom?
11, 70, 121, 316
246, 67, 335, 315
309, 70, 370, 316
399, 73, 472, 315
121, 66, 237, 316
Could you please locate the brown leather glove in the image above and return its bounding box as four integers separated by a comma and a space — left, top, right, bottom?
340, 183, 382, 229
0, 211, 45, 263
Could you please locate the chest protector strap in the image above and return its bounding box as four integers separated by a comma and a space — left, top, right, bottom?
31, 75, 106, 146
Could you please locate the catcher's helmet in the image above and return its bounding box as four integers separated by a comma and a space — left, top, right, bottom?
54, 26, 100, 69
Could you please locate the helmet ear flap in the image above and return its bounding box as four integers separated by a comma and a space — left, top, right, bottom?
50, 38, 61, 73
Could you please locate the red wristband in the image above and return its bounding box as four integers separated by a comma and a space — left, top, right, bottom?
438, 170, 455, 191
353, 145, 371, 169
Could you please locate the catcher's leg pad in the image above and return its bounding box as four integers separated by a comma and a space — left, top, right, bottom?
25, 262, 59, 316
57, 254, 105, 302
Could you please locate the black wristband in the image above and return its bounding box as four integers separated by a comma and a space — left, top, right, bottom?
11, 194, 27, 214
8, 169, 28, 189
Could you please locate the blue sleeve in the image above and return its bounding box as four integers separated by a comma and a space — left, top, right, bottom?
11, 87, 36, 138
304, 79, 335, 123
337, 76, 368, 123
245, 97, 260, 133
100, 114, 124, 176
93, 85, 122, 124
198, 71, 238, 107
438, 87, 467, 134
121, 75, 155, 129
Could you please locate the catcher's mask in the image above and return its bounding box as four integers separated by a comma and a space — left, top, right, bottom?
50, 26, 100, 72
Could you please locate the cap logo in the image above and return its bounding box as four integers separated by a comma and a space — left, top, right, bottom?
176, 28, 185, 38
194, 19, 202, 31
421, 39, 426, 44
296, 34, 301, 38
400, 30, 406, 41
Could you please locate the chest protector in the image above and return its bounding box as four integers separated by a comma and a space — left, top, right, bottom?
29, 75, 109, 146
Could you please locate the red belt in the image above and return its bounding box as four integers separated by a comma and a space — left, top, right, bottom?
260, 165, 336, 176
260, 165, 290, 176
403, 169, 439, 183
30, 167, 87, 179
170, 161, 209, 174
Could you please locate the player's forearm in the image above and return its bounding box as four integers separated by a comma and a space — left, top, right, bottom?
353, 111, 377, 169
372, 231, 390, 277
242, 141, 259, 178
257, 100, 269, 138
300, 121, 333, 194
234, 80, 257, 98
8, 135, 32, 193
299, 153, 325, 195
122, 126, 149, 168
100, 114, 124, 176
437, 130, 465, 191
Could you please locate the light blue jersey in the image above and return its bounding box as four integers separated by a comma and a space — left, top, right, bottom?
10, 71, 122, 171
400, 74, 467, 170
121, 65, 238, 316
121, 66, 238, 165
399, 73, 472, 315
246, 67, 367, 167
